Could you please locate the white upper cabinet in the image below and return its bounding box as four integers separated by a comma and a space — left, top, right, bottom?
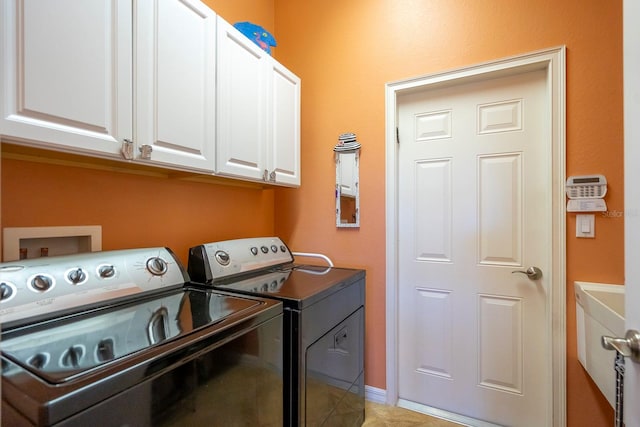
216, 17, 300, 187
216, 17, 267, 182
0, 0, 133, 156
1, 0, 216, 172
269, 60, 301, 186
1, 2, 299, 182
135, 0, 216, 172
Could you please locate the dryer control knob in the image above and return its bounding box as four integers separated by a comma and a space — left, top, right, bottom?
215, 250, 230, 266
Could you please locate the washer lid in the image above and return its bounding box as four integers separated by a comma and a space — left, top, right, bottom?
1, 287, 263, 384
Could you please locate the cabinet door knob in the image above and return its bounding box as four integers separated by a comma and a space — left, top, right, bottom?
139, 144, 153, 160
121, 139, 134, 160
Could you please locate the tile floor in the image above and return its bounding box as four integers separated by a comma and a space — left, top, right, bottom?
363, 401, 463, 427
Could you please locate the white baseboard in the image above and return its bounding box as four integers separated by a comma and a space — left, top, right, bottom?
397, 399, 501, 427
364, 385, 387, 404
364, 388, 500, 427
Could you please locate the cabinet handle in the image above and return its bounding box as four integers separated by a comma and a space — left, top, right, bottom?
121, 139, 134, 160
139, 144, 153, 160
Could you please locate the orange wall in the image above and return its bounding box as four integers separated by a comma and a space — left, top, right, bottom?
271, 1, 623, 426
0, 1, 623, 426
0, 157, 275, 267
203, 0, 275, 49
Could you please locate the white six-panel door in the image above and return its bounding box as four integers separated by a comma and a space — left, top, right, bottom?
397, 69, 551, 426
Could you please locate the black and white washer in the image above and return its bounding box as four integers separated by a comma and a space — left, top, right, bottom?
188, 237, 366, 426
0, 247, 284, 426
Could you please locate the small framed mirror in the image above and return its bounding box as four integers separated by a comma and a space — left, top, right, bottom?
335, 149, 360, 227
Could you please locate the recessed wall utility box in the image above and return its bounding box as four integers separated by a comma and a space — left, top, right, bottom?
3, 226, 102, 262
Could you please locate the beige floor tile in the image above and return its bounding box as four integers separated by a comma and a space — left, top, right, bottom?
364, 401, 462, 427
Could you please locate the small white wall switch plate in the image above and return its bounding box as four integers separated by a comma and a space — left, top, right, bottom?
576, 214, 595, 238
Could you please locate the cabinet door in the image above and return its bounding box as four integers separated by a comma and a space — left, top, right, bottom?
215, 17, 267, 181
136, 0, 216, 172
0, 0, 132, 155
268, 60, 300, 186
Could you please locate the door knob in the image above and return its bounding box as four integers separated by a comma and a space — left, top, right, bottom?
602, 330, 640, 363
511, 266, 542, 280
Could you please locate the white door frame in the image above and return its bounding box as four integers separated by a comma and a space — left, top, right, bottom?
385, 46, 566, 426
623, 0, 640, 424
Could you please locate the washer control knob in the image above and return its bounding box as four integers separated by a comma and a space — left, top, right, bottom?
67, 268, 87, 284
146, 257, 168, 276
270, 245, 278, 253
215, 250, 230, 266
31, 275, 53, 292
0, 282, 14, 301
97, 338, 115, 362
98, 265, 116, 279
28, 353, 48, 369
61, 346, 84, 368
250, 247, 258, 256
260, 246, 269, 254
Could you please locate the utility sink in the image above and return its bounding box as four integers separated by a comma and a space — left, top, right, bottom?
574, 281, 625, 407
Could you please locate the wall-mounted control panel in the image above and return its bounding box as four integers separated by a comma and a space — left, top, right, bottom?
566, 174, 607, 212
